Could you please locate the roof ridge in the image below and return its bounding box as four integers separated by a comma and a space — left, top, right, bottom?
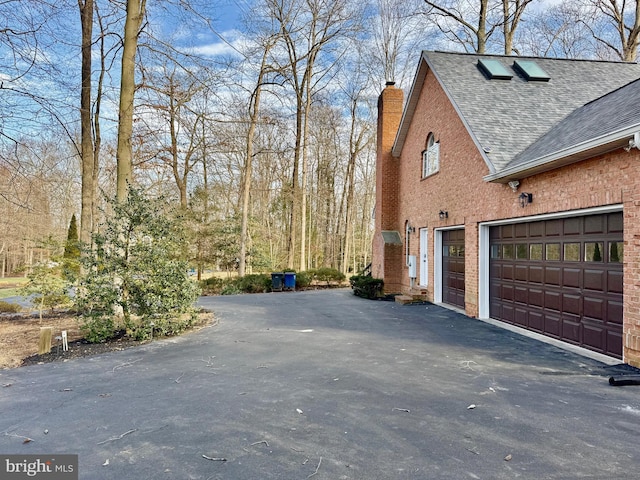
426, 50, 638, 65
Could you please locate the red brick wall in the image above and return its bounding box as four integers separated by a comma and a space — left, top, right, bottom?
379, 64, 640, 365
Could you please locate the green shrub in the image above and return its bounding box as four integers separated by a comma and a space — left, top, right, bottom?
0, 301, 20, 313
234, 274, 271, 293
77, 188, 201, 343
220, 283, 242, 295
200, 276, 225, 295
295, 271, 313, 289
314, 267, 346, 285
81, 316, 117, 343
349, 275, 384, 299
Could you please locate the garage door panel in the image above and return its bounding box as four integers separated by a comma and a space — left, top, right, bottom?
515, 265, 528, 281
607, 300, 623, 325
583, 296, 604, 321
515, 286, 529, 304
503, 264, 514, 280
562, 293, 581, 315
608, 270, 623, 294
583, 322, 605, 351
545, 291, 561, 311
609, 212, 623, 232
514, 308, 528, 326
502, 284, 514, 301
562, 268, 581, 288
607, 330, 623, 357
584, 215, 605, 234
564, 217, 581, 235
489, 213, 623, 359
529, 310, 544, 332
529, 221, 544, 237
545, 219, 561, 236
584, 269, 605, 291
544, 314, 561, 337
561, 317, 581, 343
545, 267, 561, 286
529, 266, 543, 284
529, 288, 544, 308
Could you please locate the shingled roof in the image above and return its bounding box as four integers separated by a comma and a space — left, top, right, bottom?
392, 51, 640, 183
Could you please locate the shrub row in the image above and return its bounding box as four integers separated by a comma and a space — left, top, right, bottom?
200, 268, 347, 295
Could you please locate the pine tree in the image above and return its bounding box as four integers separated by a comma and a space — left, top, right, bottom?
64, 214, 80, 259
63, 214, 81, 279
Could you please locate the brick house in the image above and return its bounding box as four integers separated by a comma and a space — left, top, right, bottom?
373, 51, 640, 365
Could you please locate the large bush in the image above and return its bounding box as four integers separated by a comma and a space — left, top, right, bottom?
349, 275, 384, 299
76, 188, 200, 342
313, 267, 346, 285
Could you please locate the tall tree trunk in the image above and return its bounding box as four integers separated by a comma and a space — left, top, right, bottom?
239, 44, 273, 276
79, 0, 94, 244
299, 74, 312, 272
287, 101, 302, 270
116, 0, 145, 201
477, 0, 488, 53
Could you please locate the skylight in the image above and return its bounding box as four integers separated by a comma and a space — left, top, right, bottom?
477, 59, 513, 80
513, 60, 551, 82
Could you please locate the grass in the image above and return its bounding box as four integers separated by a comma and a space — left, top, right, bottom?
0, 277, 28, 299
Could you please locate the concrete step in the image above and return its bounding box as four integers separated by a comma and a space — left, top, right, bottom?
395, 295, 417, 305
395, 293, 428, 305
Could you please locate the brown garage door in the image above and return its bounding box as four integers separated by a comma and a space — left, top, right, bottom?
442, 229, 465, 308
489, 213, 623, 358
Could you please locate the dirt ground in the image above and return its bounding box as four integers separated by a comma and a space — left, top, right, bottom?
0, 311, 214, 370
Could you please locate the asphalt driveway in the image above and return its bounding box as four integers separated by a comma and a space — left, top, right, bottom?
1, 289, 639, 479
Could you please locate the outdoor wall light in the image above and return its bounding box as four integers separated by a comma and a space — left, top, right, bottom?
439, 210, 448, 220
519, 192, 533, 208
406, 223, 416, 234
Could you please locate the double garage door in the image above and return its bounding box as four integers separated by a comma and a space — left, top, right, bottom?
489, 212, 623, 358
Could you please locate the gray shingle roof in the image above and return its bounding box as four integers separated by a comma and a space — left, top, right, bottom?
511, 78, 640, 166
393, 51, 640, 182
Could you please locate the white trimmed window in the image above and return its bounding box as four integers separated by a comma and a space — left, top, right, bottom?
422, 133, 440, 178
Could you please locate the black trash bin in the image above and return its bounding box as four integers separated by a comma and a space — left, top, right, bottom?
271, 272, 284, 292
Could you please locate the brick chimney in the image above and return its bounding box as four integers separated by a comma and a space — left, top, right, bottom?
372, 82, 404, 290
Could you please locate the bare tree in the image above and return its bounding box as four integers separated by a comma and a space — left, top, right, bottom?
423, 0, 536, 54
238, 37, 281, 276
267, 0, 358, 270
521, 2, 593, 58
424, 0, 496, 53
501, 0, 536, 55
582, 0, 640, 61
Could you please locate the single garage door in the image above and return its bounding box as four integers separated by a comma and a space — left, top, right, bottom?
489, 212, 623, 358
442, 229, 465, 308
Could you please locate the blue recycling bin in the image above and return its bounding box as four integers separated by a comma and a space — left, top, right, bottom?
283, 272, 296, 291
271, 272, 284, 291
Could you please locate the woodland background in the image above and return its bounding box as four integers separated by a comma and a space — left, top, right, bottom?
1, 0, 638, 278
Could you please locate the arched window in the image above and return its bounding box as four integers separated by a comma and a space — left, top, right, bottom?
422, 133, 440, 178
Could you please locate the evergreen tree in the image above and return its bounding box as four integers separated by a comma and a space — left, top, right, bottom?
593, 242, 602, 262
64, 214, 80, 259
63, 214, 81, 279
